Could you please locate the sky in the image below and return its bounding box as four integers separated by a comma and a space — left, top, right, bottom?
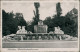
1, 1, 79, 21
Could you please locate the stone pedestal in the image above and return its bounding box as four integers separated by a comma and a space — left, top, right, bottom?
34, 21, 48, 33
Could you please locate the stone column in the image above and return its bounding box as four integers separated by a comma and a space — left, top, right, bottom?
21, 36, 23, 41
52, 34, 54, 39
48, 34, 50, 40
42, 34, 44, 40
59, 35, 62, 40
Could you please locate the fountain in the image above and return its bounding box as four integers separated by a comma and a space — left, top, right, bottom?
16, 26, 27, 41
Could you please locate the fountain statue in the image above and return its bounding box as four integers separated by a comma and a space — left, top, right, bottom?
54, 26, 64, 34
16, 26, 27, 34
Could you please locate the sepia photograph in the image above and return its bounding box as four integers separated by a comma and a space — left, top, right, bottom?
1, 1, 79, 51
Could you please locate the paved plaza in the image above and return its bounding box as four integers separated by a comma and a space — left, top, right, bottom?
2, 40, 78, 48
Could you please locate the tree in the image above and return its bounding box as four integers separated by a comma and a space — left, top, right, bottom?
56, 2, 62, 17
33, 2, 40, 25
2, 10, 18, 36
15, 13, 28, 30
43, 16, 54, 32
64, 8, 78, 37
43, 2, 63, 32
2, 10, 27, 36
28, 2, 40, 32
51, 2, 77, 37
